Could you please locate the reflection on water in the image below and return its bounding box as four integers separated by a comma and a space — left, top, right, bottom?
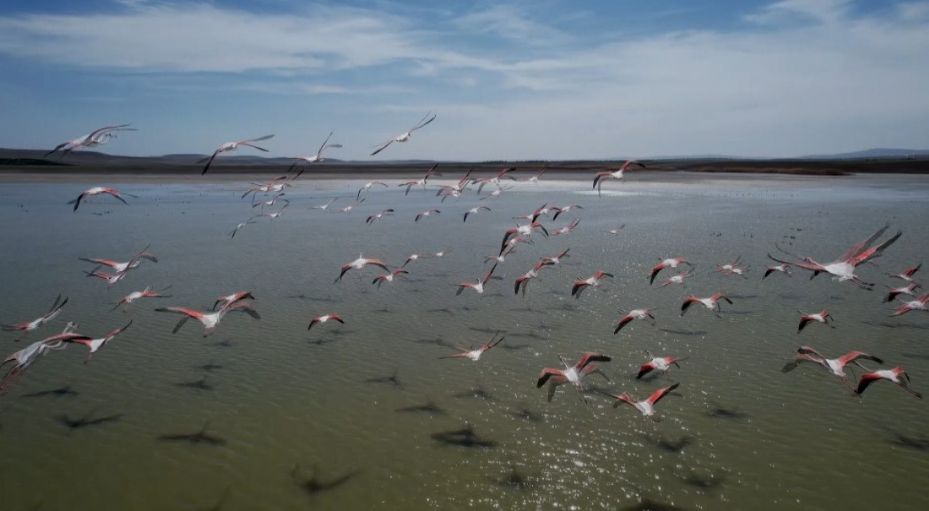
0, 173, 928, 510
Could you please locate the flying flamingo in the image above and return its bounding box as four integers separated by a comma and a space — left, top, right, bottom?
463, 206, 491, 222
213, 291, 255, 311
891, 293, 929, 316
439, 332, 504, 361
551, 204, 583, 221
399, 164, 439, 195
614, 309, 655, 334
888, 264, 921, 282
200, 134, 274, 174
885, 283, 921, 303
610, 383, 679, 419
650, 257, 692, 285
536, 352, 612, 400
307, 313, 344, 331
112, 286, 170, 311
2, 294, 68, 337
485, 245, 517, 265
474, 167, 516, 194
79, 246, 158, 273
657, 271, 693, 288
526, 168, 545, 183
251, 194, 288, 210
480, 186, 511, 200
767, 224, 902, 288
715, 257, 748, 277
1, 330, 92, 392
592, 160, 647, 196
336, 255, 390, 282
250, 203, 288, 221
415, 209, 441, 222
371, 112, 436, 156
289, 131, 342, 177
798, 310, 834, 332
539, 248, 570, 268
64, 321, 132, 363
46, 124, 136, 157
680, 293, 732, 317
230, 220, 257, 239
514, 263, 545, 296
501, 222, 548, 253
637, 354, 684, 379
571, 271, 613, 298
156, 301, 259, 336
366, 209, 395, 225
763, 264, 792, 280
311, 198, 338, 211
69, 187, 137, 212
373, 270, 409, 288
356, 181, 388, 200
456, 264, 498, 296
855, 367, 921, 398
784, 346, 882, 385
528, 202, 554, 223
552, 219, 580, 236
241, 179, 290, 200
85, 268, 129, 287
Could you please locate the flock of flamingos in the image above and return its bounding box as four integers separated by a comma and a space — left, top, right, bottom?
3, 119, 926, 424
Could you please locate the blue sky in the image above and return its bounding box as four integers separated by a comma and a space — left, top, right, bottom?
0, 0, 927, 160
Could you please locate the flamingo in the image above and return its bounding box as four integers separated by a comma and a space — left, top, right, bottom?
251, 194, 288, 210
526, 168, 545, 183
501, 235, 534, 255
69, 187, 137, 212
514, 263, 545, 296
356, 181, 388, 200
650, 257, 692, 285
64, 321, 132, 363
46, 124, 135, 157
436, 170, 473, 202
529, 202, 554, 223
112, 286, 170, 311
371, 112, 436, 156
399, 164, 439, 195
456, 264, 498, 296
551, 204, 583, 221
785, 346, 882, 384
79, 246, 158, 273
763, 263, 792, 280
680, 293, 732, 317
307, 313, 344, 331
200, 134, 274, 174
539, 248, 570, 268
637, 354, 684, 379
439, 332, 504, 361
85, 268, 129, 287
415, 209, 441, 222
2, 294, 68, 335
888, 264, 921, 282
571, 271, 613, 298
250, 205, 288, 221
501, 222, 548, 253
480, 186, 511, 200
230, 220, 257, 239
592, 160, 646, 196
463, 206, 491, 223
537, 352, 611, 400
614, 309, 655, 334
337, 200, 363, 214
373, 270, 409, 288
767, 224, 902, 288
552, 219, 580, 236
474, 167, 516, 194
657, 271, 693, 288
891, 293, 929, 316
289, 131, 342, 177
715, 257, 748, 277
337, 255, 390, 282
610, 383, 679, 418
607, 225, 626, 235
311, 198, 338, 211
213, 291, 255, 311
855, 367, 922, 398
156, 301, 259, 336
798, 309, 834, 332
241, 179, 290, 200
884, 283, 921, 303
366, 209, 395, 225
1, 330, 91, 392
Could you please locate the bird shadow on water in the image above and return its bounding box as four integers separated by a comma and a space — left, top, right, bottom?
430, 424, 497, 448
509, 406, 544, 422
706, 403, 751, 421
678, 468, 726, 492
883, 427, 929, 452
395, 400, 446, 416
210, 339, 235, 348
287, 294, 340, 304
22, 385, 79, 398
659, 329, 708, 337
489, 466, 536, 490
621, 498, 688, 510
365, 370, 403, 389
158, 421, 227, 446
174, 377, 214, 391
863, 321, 929, 331
291, 464, 360, 496
900, 352, 929, 361
641, 433, 695, 453
307, 337, 339, 346
452, 385, 495, 401
196, 361, 224, 372
56, 409, 123, 431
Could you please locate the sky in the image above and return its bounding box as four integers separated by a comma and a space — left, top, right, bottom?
0, 0, 927, 160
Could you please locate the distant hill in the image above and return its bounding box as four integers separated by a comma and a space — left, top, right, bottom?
801, 148, 929, 160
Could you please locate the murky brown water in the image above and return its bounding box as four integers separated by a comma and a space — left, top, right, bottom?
1, 172, 928, 510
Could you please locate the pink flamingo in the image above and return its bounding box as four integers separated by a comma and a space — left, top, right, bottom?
69, 187, 137, 211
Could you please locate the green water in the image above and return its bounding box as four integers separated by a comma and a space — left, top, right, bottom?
0, 173, 928, 510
